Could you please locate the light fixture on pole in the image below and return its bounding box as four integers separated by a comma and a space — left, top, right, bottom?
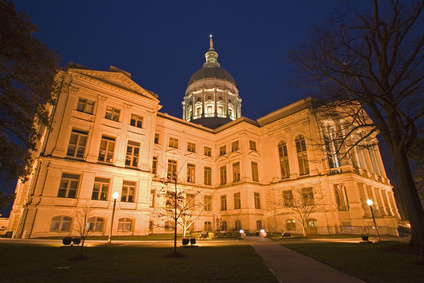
366, 199, 381, 242
108, 192, 119, 244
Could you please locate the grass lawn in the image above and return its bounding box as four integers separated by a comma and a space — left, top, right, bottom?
281, 241, 424, 283
0, 243, 278, 283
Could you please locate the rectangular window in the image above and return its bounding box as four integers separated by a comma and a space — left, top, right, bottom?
67, 129, 87, 158
221, 195, 227, 211
204, 195, 212, 211
220, 166, 227, 185
154, 133, 160, 144
302, 187, 315, 206
130, 114, 143, 128
204, 146, 212, 157
125, 141, 140, 167
219, 145, 226, 156
167, 159, 177, 179
187, 164, 195, 183
187, 142, 196, 153
105, 106, 120, 121
121, 181, 135, 202
76, 98, 95, 114
233, 162, 240, 182
57, 173, 80, 198
169, 137, 179, 148
249, 140, 257, 151
283, 190, 294, 207
118, 218, 133, 232
254, 192, 261, 209
150, 189, 155, 207
98, 136, 115, 163
186, 193, 195, 206
234, 192, 241, 209
152, 156, 158, 175
92, 177, 109, 201
231, 141, 240, 152
251, 162, 259, 182
204, 166, 212, 186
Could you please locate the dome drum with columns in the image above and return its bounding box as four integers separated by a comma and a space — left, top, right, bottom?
182, 36, 242, 129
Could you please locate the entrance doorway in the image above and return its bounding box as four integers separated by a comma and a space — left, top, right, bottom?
307, 219, 318, 234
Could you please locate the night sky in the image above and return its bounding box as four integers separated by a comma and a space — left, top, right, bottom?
2, 1, 341, 215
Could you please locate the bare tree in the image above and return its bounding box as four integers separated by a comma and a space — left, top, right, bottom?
271, 182, 326, 236
74, 203, 94, 258
289, 0, 424, 248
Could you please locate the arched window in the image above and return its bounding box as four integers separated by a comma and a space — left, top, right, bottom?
334, 184, 348, 211
50, 216, 72, 232
204, 221, 212, 231
87, 217, 105, 232
295, 135, 309, 175
118, 218, 133, 232
256, 220, 263, 231
235, 220, 242, 231
286, 219, 296, 231
278, 141, 290, 179
322, 124, 341, 168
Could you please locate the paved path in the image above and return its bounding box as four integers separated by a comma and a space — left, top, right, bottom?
246, 236, 364, 283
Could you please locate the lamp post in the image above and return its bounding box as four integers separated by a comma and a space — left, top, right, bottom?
108, 192, 119, 244
366, 199, 381, 242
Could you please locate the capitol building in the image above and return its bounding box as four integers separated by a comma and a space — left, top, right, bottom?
8, 38, 400, 238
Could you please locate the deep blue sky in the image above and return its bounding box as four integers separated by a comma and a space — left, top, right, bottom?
2, 1, 341, 216
13, 0, 341, 120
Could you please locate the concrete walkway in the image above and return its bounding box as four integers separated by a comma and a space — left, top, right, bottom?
246, 236, 364, 283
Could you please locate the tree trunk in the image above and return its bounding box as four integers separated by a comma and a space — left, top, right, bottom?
393, 150, 424, 248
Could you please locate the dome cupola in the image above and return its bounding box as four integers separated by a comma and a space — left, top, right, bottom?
182, 35, 242, 129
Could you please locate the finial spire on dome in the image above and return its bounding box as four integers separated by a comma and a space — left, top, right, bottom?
209, 34, 213, 49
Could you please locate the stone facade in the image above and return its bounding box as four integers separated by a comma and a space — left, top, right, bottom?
8, 46, 400, 238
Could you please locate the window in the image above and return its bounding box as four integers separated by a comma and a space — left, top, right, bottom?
186, 193, 195, 205
204, 167, 212, 186
322, 125, 341, 168
218, 105, 224, 115
105, 106, 120, 121
233, 162, 240, 182
150, 190, 155, 207
278, 141, 290, 179
57, 173, 79, 198
130, 114, 143, 128
118, 218, 133, 232
204, 221, 212, 231
254, 192, 261, 209
235, 220, 242, 231
256, 220, 262, 231
187, 142, 196, 153
125, 141, 140, 167
152, 156, 158, 175
251, 162, 259, 182
220, 166, 227, 185
98, 136, 115, 163
121, 181, 135, 202
286, 219, 296, 231
296, 135, 309, 175
231, 141, 240, 152
169, 137, 179, 148
165, 220, 174, 231
234, 192, 241, 209
67, 129, 87, 158
249, 140, 257, 151
204, 195, 212, 211
87, 217, 104, 232
219, 145, 226, 156
221, 195, 227, 211
50, 216, 72, 232
187, 164, 195, 183
166, 192, 175, 209
283, 190, 294, 207
334, 184, 348, 211
154, 133, 159, 144
206, 105, 213, 114
77, 97, 95, 114
204, 146, 212, 157
167, 159, 177, 179
92, 177, 109, 200
302, 187, 314, 206
221, 221, 227, 231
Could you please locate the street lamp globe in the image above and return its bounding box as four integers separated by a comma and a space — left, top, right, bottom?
366, 199, 373, 206
113, 192, 119, 200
